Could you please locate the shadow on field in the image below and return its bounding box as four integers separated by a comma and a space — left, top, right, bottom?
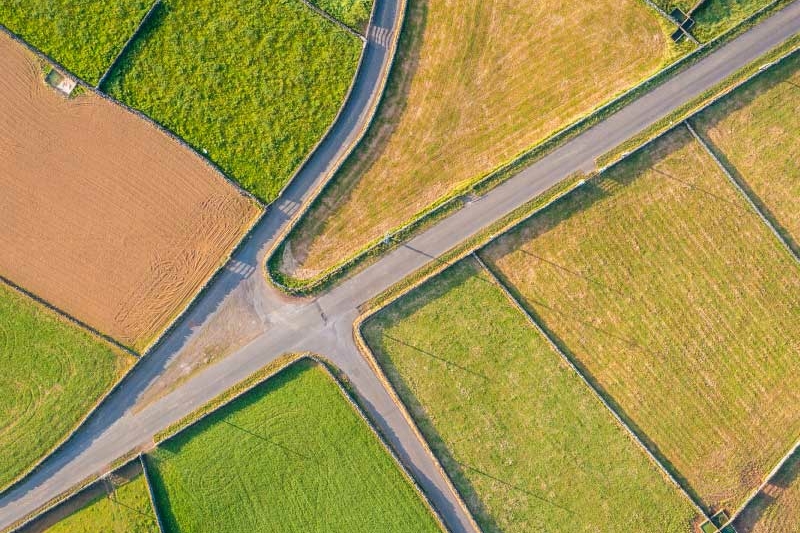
732, 448, 800, 532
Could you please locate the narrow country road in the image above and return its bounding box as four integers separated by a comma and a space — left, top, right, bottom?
2, 3, 800, 532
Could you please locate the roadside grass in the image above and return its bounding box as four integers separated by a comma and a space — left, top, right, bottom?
693, 50, 800, 250
0, 283, 134, 491
732, 449, 800, 533
146, 360, 442, 532
363, 257, 698, 533
653, 0, 776, 42
0, 0, 150, 83
44, 473, 158, 533
482, 127, 800, 511
311, 0, 372, 31
104, 0, 362, 203
281, 0, 684, 279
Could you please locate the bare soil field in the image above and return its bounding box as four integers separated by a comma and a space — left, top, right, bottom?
282, 0, 682, 279
0, 33, 261, 351
482, 128, 800, 511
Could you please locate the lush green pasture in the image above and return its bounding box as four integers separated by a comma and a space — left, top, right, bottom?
281, 0, 681, 279
653, 0, 775, 42
483, 127, 800, 511
146, 360, 441, 532
0, 284, 134, 491
364, 258, 696, 533
46, 473, 158, 533
694, 50, 800, 248
0, 0, 150, 83
105, 0, 361, 202
311, 0, 372, 31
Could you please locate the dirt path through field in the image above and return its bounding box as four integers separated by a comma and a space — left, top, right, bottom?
0, 33, 261, 351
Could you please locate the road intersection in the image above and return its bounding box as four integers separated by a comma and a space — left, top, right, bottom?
2, 2, 800, 531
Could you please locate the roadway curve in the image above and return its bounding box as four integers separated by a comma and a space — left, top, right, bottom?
3, 3, 800, 532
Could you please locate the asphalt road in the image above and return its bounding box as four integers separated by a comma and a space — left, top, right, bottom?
3, 3, 800, 532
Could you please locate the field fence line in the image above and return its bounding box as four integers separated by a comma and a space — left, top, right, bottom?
265, 0, 408, 294
725, 438, 800, 529
470, 252, 712, 522
685, 121, 800, 266
96, 0, 162, 89
139, 454, 166, 533
297, 0, 366, 40
311, 356, 450, 533
269, 0, 792, 295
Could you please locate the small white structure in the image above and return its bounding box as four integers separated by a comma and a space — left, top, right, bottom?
45, 68, 77, 96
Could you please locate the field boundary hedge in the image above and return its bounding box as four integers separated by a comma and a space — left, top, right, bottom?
297, 0, 367, 39
266, 0, 793, 296
685, 121, 800, 264
96, 0, 162, 89
471, 253, 712, 521
139, 454, 166, 533
149, 353, 447, 531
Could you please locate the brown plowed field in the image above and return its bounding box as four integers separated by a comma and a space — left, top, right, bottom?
0, 33, 261, 351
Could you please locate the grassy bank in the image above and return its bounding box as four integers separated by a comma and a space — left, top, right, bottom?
146, 360, 442, 532
105, 0, 361, 202
311, 0, 372, 31
0, 283, 134, 491
364, 257, 697, 532
483, 127, 800, 511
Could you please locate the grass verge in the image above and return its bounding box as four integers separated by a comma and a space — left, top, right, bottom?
310, 0, 372, 31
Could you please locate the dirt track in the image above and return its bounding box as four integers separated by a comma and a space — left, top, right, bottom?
0, 33, 261, 351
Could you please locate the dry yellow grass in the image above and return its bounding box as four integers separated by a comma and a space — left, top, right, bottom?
694, 51, 800, 249
285, 0, 678, 277
482, 127, 800, 512
733, 451, 800, 533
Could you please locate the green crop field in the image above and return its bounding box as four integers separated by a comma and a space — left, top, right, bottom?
279, 0, 685, 281
0, 283, 134, 491
45, 473, 159, 533
482, 127, 800, 511
694, 50, 800, 248
105, 0, 362, 203
146, 360, 442, 532
363, 257, 697, 532
312, 0, 372, 31
0, 0, 150, 84
654, 0, 775, 42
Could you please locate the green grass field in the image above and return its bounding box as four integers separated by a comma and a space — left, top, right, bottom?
363, 258, 697, 532
105, 0, 362, 203
280, 0, 683, 280
653, 0, 775, 42
0, 283, 134, 491
146, 360, 442, 532
0, 0, 150, 83
311, 0, 372, 31
694, 50, 800, 248
45, 473, 158, 533
482, 127, 800, 511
